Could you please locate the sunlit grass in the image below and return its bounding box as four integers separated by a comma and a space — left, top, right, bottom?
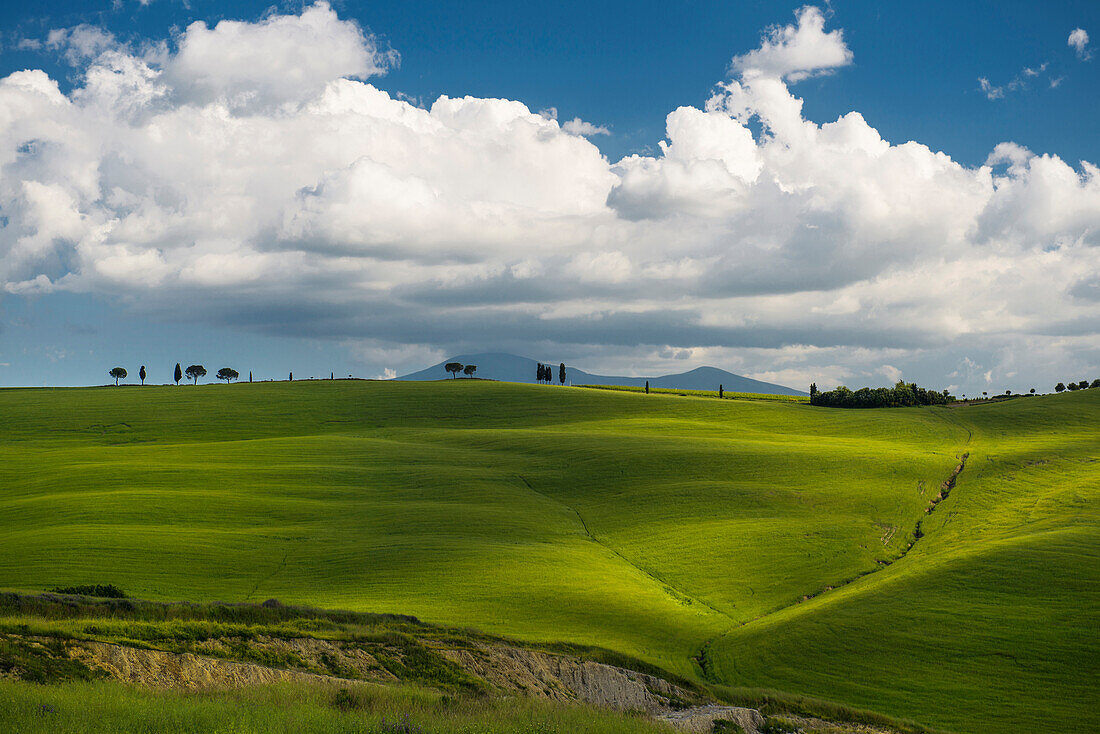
0, 381, 1095, 733
0, 678, 676, 734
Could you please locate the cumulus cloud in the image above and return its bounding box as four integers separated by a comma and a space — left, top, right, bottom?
729, 5, 852, 82
561, 118, 610, 137
164, 2, 396, 111
0, 3, 1097, 393
1068, 28, 1090, 59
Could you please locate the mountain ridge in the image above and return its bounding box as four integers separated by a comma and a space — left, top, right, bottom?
394, 352, 807, 396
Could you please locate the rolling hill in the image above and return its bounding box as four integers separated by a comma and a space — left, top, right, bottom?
395, 351, 807, 395
0, 382, 1095, 733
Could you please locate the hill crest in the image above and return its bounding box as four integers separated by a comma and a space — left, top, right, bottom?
395, 352, 807, 396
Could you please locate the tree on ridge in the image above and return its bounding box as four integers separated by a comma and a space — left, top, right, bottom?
185, 365, 207, 385
463, 365, 477, 378
217, 368, 239, 384
139, 366, 146, 386
109, 367, 127, 386
174, 363, 182, 385
445, 362, 463, 379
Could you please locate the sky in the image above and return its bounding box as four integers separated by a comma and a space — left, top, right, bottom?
0, 1, 1097, 392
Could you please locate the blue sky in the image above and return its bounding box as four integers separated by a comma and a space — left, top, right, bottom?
0, 1, 1098, 390
4, 1, 1097, 166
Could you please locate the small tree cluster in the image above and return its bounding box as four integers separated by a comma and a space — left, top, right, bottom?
1056, 379, 1100, 392
535, 362, 566, 384
444, 362, 477, 378
107, 365, 145, 386
810, 380, 955, 409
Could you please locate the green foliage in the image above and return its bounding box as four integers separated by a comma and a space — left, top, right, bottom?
0, 679, 675, 733
216, 368, 239, 384
0, 381, 1095, 734
184, 364, 206, 384
368, 634, 486, 693
810, 381, 954, 408
760, 716, 800, 734
0, 637, 102, 684
108, 368, 126, 386
49, 585, 127, 599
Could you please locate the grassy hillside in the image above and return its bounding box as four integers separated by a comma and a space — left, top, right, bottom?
0, 381, 1095, 732
0, 678, 679, 734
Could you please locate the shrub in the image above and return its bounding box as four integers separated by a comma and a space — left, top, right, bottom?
761, 716, 800, 734
50, 585, 127, 599
331, 687, 358, 712
810, 381, 954, 409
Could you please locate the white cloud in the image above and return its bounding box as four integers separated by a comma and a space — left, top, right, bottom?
47, 25, 118, 64
978, 60, 1057, 100
730, 6, 852, 82
164, 2, 396, 111
1068, 28, 1090, 59
880, 365, 902, 383
561, 118, 610, 136
0, 3, 1097, 394
978, 77, 1004, 100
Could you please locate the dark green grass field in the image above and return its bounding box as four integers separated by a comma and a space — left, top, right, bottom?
0, 381, 1096, 733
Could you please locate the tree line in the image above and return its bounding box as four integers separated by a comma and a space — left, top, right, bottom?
109, 363, 244, 385
537, 362, 566, 385
809, 381, 955, 408
1055, 379, 1100, 392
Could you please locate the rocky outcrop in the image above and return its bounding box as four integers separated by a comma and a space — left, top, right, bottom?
59, 637, 769, 732
655, 704, 765, 733
442, 644, 694, 713
71, 641, 331, 689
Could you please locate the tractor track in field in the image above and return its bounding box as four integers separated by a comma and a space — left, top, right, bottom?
516, 475, 732, 621
245, 551, 288, 601
696, 439, 971, 682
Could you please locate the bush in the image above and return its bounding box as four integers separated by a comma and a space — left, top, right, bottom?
50, 585, 127, 599
760, 716, 800, 734
810, 381, 954, 409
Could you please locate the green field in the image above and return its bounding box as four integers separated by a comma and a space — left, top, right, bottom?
0, 381, 1096, 733
578, 384, 809, 402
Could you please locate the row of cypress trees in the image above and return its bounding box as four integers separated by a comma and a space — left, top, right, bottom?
537, 362, 565, 384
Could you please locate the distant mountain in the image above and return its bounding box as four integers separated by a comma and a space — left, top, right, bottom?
395, 352, 807, 396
